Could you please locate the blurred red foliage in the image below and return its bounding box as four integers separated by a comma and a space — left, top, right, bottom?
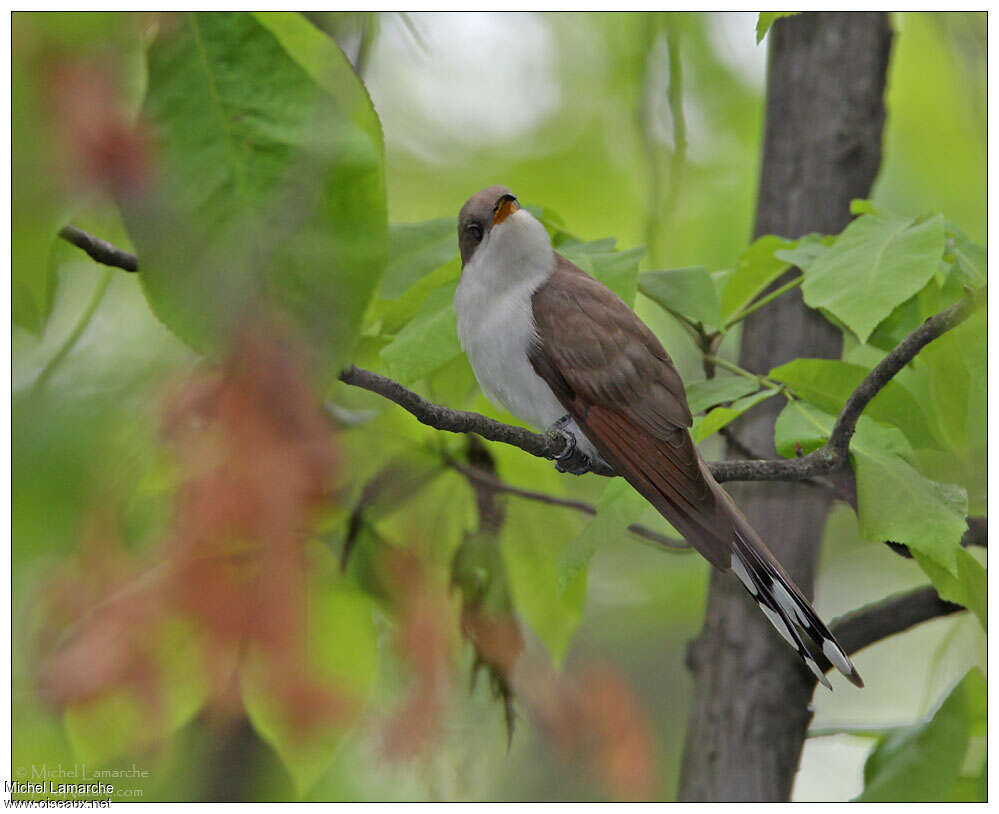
554, 662, 657, 801
45, 58, 153, 195
37, 327, 346, 739
379, 549, 455, 758
36, 325, 657, 798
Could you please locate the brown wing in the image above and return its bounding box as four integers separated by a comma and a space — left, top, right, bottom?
530, 255, 732, 568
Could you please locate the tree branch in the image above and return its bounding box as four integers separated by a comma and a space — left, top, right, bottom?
818, 586, 965, 676
339, 286, 982, 486
54, 226, 983, 490
338, 365, 617, 476
814, 522, 987, 677
58, 225, 138, 272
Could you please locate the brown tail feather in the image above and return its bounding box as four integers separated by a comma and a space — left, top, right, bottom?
583, 405, 732, 569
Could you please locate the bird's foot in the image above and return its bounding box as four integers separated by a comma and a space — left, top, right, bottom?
548, 415, 593, 476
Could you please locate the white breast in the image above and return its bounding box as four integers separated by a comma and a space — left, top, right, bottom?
453, 209, 566, 431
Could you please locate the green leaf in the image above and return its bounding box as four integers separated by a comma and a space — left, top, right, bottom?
773, 232, 833, 270
775, 401, 967, 572
684, 375, 760, 415
756, 12, 800, 43
560, 244, 644, 306
252, 12, 383, 151
379, 218, 457, 300
945, 763, 987, 803
918, 309, 985, 454
801, 211, 946, 342
529, 204, 579, 247
378, 281, 461, 386
913, 548, 987, 630
850, 199, 881, 217
560, 236, 616, 253
241, 578, 379, 796
64, 618, 217, 765
773, 398, 830, 458
12, 78, 57, 333
719, 235, 794, 322
855, 452, 969, 575
556, 479, 649, 595
855, 670, 980, 802
861, 235, 968, 354
639, 266, 721, 329
125, 12, 386, 379
769, 358, 940, 450
691, 388, 778, 443
12, 224, 59, 336
371, 255, 461, 337
501, 498, 587, 666
866, 292, 924, 352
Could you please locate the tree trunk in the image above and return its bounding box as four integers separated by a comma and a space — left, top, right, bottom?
677, 12, 892, 802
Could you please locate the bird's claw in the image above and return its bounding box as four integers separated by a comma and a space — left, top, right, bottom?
553, 426, 576, 461
549, 416, 592, 476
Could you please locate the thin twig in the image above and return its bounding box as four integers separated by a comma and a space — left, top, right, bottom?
722, 274, 803, 330
447, 459, 691, 552
58, 225, 138, 272
638, 18, 666, 268
703, 354, 782, 390
641, 17, 688, 267
396, 12, 429, 56
353, 13, 376, 78
32, 268, 113, 393
448, 459, 601, 516
826, 288, 985, 460
662, 21, 687, 227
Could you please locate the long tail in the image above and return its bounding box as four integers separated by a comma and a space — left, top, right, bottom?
569, 404, 862, 688
727, 516, 863, 689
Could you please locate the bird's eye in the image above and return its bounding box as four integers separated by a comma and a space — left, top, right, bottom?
467, 222, 483, 241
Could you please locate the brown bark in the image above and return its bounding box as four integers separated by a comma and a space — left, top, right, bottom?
678, 13, 893, 802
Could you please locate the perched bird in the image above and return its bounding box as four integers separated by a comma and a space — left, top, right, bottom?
453, 185, 862, 689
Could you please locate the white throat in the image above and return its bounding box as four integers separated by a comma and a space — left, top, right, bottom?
453, 209, 563, 430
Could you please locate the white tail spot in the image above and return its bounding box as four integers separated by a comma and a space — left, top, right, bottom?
823, 639, 854, 677
732, 556, 757, 595
771, 580, 809, 628
761, 604, 796, 647
806, 656, 832, 690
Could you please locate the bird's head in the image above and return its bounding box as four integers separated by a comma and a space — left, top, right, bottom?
457, 186, 552, 271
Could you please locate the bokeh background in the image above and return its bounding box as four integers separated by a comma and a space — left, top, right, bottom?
12, 12, 985, 801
